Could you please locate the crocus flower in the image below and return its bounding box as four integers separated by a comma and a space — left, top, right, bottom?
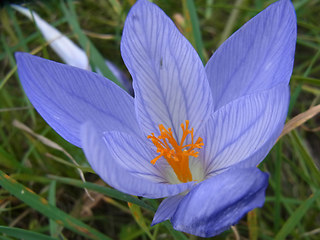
15, 0, 296, 237
12, 4, 133, 94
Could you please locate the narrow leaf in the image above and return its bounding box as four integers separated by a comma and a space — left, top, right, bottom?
184, 0, 206, 63
0, 226, 57, 240
247, 209, 258, 240
48, 181, 60, 237
128, 202, 154, 240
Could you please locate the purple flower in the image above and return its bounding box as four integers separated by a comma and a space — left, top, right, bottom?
12, 4, 133, 94
15, 0, 296, 237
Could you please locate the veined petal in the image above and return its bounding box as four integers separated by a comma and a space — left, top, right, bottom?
231, 123, 285, 170
171, 168, 269, 237
16, 53, 140, 147
103, 131, 164, 181
200, 85, 289, 175
205, 0, 296, 109
151, 194, 184, 226
121, 0, 213, 139
81, 122, 194, 198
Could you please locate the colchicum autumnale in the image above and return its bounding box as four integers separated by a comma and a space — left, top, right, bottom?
16, 0, 296, 237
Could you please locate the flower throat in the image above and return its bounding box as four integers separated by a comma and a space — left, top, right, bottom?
148, 120, 204, 183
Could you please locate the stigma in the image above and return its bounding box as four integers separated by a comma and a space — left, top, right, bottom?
147, 120, 204, 183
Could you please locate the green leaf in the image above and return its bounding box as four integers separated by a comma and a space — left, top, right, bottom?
48, 181, 60, 238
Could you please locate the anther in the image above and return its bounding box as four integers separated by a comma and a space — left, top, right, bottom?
147, 120, 204, 183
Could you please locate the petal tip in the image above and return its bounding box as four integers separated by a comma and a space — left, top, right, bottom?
15, 51, 27, 62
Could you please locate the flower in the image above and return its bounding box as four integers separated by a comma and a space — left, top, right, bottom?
12, 4, 133, 94
15, 0, 296, 237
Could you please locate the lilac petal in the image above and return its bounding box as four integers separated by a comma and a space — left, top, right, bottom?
103, 131, 164, 181
81, 122, 194, 198
171, 168, 269, 237
151, 194, 184, 226
13, 5, 133, 94
16, 52, 140, 147
205, 0, 296, 109
104, 60, 133, 95
121, 0, 213, 139
232, 125, 284, 170
200, 85, 289, 175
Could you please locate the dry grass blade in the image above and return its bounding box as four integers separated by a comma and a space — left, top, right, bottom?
278, 104, 320, 141
9, 209, 32, 227
0, 106, 33, 112
0, 66, 17, 90
300, 228, 320, 237
231, 226, 240, 240
12, 119, 94, 201
82, 30, 115, 40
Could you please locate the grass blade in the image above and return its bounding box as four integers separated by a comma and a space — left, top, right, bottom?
48, 175, 155, 212
0, 226, 57, 240
184, 0, 206, 63
60, 0, 123, 89
162, 221, 189, 240
247, 209, 258, 240
218, 0, 246, 46
273, 142, 283, 232
128, 202, 154, 240
48, 180, 60, 238
275, 190, 320, 240
0, 170, 111, 240
292, 75, 320, 86
278, 104, 320, 140
290, 130, 320, 185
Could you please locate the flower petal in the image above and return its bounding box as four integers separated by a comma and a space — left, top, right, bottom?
103, 131, 164, 181
171, 168, 269, 237
200, 85, 289, 175
81, 122, 194, 198
12, 5, 89, 69
13, 5, 133, 94
151, 194, 184, 226
205, 0, 296, 109
121, 0, 213, 139
16, 52, 140, 147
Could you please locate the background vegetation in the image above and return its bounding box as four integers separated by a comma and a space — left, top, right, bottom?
0, 0, 319, 239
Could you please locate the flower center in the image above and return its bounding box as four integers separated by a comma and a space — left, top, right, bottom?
147, 120, 204, 183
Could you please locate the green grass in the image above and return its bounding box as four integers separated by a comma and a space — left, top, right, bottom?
1, 0, 320, 239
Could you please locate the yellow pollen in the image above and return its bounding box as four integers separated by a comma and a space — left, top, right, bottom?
147, 120, 204, 183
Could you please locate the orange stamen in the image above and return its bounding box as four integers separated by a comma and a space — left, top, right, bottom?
147, 120, 204, 183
